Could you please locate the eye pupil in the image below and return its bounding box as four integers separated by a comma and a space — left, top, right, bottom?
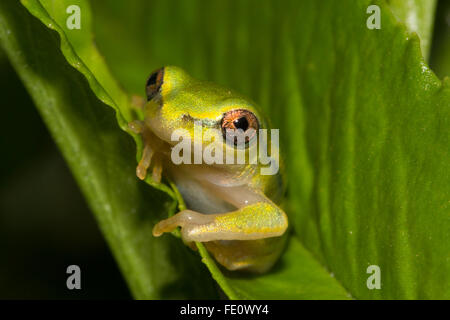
233, 117, 249, 131
221, 109, 259, 147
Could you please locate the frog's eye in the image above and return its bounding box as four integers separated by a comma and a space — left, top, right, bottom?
146, 68, 164, 101
221, 109, 259, 146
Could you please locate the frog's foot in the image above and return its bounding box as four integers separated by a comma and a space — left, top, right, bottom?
128, 120, 145, 134
152, 210, 215, 237
151, 154, 162, 183
128, 120, 163, 182
152, 202, 287, 242
136, 143, 154, 180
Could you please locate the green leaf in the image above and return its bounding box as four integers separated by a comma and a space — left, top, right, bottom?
12, 0, 351, 300
387, 0, 437, 61
207, 237, 351, 299
89, 0, 450, 299
1, 0, 449, 300
0, 0, 218, 299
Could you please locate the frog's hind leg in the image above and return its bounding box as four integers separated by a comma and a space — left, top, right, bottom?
204, 237, 287, 273
152, 184, 289, 271
152, 201, 288, 241
152, 184, 288, 241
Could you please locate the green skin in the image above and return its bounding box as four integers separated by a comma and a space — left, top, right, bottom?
130, 66, 288, 273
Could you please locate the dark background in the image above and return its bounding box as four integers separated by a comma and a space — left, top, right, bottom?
0, 0, 448, 299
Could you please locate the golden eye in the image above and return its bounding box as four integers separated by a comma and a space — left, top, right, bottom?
221, 109, 259, 146
145, 68, 164, 101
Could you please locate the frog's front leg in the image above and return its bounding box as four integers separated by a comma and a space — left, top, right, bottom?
152, 186, 288, 242
128, 120, 163, 182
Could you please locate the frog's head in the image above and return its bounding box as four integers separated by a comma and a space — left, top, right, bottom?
144, 66, 266, 152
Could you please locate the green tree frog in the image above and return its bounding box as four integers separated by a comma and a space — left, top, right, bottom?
129, 66, 288, 273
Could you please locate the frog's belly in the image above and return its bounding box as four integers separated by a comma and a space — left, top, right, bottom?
174, 177, 235, 214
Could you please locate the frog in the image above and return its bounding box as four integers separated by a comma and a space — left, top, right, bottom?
129, 66, 288, 273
